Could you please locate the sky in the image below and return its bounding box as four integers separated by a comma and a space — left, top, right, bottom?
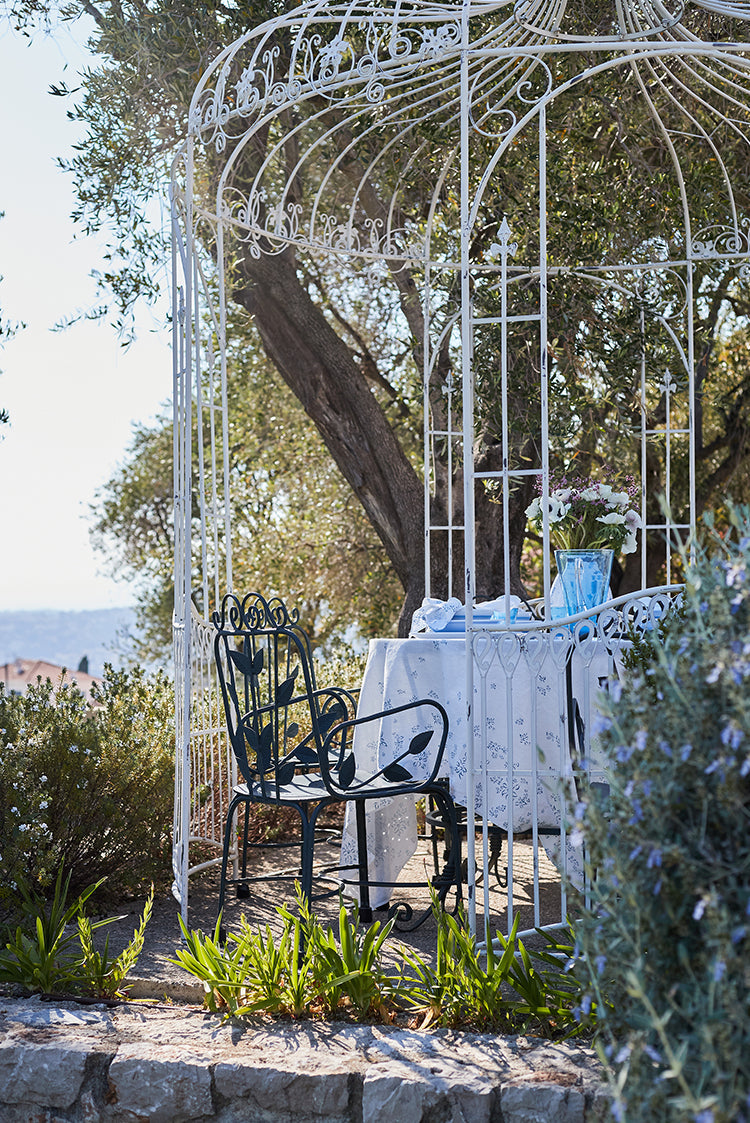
0, 20, 172, 612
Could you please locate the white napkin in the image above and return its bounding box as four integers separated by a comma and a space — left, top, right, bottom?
410, 597, 462, 635
475, 595, 524, 619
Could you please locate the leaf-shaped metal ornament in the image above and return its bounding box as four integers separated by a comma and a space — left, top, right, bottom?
233, 737, 254, 785
258, 723, 274, 772
277, 762, 296, 787
276, 665, 299, 707
229, 647, 258, 678
242, 722, 259, 754
292, 745, 319, 765
319, 703, 345, 735
286, 722, 299, 739
338, 752, 356, 790
383, 762, 413, 783
408, 730, 434, 755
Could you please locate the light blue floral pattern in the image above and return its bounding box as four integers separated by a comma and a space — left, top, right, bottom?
340, 632, 618, 909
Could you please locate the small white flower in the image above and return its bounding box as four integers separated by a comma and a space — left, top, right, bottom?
609, 490, 631, 508
10, 806, 19, 815
547, 497, 570, 521
597, 512, 626, 526
622, 531, 638, 554
525, 497, 541, 519
39, 774, 48, 783
580, 487, 600, 502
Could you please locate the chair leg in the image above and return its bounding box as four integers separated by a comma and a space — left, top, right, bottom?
354, 799, 373, 924
217, 794, 245, 941
237, 801, 251, 899
430, 788, 462, 910
299, 806, 317, 907
427, 793, 442, 877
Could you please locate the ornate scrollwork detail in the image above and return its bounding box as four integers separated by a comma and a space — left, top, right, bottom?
692, 224, 749, 259
310, 32, 353, 85
213, 591, 301, 632
469, 55, 554, 140
636, 265, 690, 322
235, 46, 279, 118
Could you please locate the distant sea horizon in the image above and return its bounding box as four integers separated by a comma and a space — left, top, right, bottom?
0, 606, 139, 679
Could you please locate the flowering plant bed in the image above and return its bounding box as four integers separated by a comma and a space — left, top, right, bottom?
525, 473, 641, 554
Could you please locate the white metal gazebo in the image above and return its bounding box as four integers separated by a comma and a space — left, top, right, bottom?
171, 0, 750, 932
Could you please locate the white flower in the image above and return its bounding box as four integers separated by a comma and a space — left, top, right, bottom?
554, 488, 573, 503
597, 512, 627, 526
525, 497, 541, 519
609, 490, 631, 509
580, 487, 601, 502
622, 531, 638, 554
546, 497, 570, 522
625, 509, 642, 528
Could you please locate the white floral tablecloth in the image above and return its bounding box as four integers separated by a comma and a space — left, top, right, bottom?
339, 633, 615, 906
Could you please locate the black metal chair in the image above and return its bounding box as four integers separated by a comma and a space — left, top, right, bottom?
212, 592, 462, 932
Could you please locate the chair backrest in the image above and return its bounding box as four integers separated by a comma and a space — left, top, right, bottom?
212, 592, 354, 801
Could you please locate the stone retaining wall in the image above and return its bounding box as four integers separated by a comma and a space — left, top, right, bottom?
0, 996, 610, 1122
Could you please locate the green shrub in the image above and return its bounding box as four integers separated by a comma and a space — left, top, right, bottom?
0, 665, 174, 916
578, 510, 750, 1122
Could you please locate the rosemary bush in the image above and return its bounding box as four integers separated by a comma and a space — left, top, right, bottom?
0, 665, 174, 916
578, 510, 750, 1122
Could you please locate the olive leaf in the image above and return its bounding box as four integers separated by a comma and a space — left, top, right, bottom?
319, 703, 346, 735
233, 735, 254, 785
229, 647, 264, 678
258, 723, 274, 772
292, 744, 319, 765
242, 722, 259, 754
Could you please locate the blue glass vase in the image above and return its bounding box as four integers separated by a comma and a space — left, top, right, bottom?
555, 549, 614, 616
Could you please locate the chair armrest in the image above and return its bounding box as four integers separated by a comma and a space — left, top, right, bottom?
317, 697, 449, 798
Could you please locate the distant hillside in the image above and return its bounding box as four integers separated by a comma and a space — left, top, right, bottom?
0, 608, 139, 679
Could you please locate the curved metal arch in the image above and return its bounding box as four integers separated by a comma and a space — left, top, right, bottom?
173, 0, 750, 933
463, 43, 750, 249
187, 0, 750, 142
191, 38, 750, 280
210, 79, 459, 266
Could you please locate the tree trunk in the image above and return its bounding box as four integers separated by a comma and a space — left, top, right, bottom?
231, 248, 529, 633
233, 248, 428, 633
